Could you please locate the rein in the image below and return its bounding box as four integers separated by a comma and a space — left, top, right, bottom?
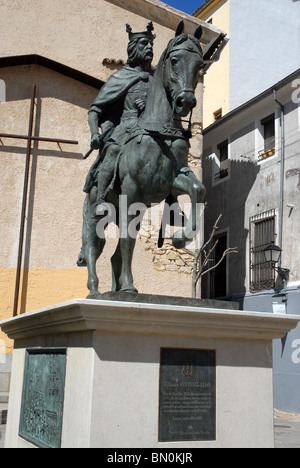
174, 107, 194, 139
128, 38, 200, 143
126, 105, 194, 144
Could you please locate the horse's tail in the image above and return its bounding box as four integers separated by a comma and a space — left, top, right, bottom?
76, 194, 90, 267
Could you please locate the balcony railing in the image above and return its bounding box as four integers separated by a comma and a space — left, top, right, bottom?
258, 147, 275, 161
214, 168, 229, 181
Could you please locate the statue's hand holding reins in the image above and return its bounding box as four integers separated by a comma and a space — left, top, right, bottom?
135, 99, 146, 115
91, 133, 103, 149
84, 133, 103, 159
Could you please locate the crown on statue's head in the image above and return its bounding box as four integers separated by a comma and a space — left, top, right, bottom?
126, 22, 156, 42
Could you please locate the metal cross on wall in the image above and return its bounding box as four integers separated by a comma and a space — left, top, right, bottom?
0, 84, 79, 317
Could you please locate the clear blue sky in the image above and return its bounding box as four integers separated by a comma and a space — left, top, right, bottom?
162, 0, 206, 15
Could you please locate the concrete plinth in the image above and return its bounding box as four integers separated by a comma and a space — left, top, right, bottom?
1, 298, 299, 448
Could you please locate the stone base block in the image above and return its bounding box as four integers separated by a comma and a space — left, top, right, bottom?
1, 298, 299, 448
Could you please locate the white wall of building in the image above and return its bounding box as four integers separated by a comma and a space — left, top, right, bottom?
202, 72, 300, 296
229, 0, 300, 110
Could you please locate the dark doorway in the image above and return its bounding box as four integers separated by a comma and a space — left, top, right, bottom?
210, 231, 227, 298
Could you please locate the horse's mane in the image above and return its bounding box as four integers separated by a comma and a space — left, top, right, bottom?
155, 33, 203, 77
164, 34, 203, 59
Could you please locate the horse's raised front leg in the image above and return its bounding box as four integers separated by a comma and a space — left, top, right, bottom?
171, 167, 206, 249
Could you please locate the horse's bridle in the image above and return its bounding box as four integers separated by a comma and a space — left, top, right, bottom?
170, 88, 195, 138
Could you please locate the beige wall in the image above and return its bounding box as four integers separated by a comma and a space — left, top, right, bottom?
1, 0, 220, 83
0, 0, 222, 351
0, 0, 221, 128
195, 0, 230, 128
0, 65, 197, 351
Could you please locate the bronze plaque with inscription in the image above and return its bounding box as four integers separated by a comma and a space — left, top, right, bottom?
159, 348, 216, 442
19, 348, 67, 448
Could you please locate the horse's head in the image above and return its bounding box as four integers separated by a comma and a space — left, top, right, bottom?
162, 21, 203, 117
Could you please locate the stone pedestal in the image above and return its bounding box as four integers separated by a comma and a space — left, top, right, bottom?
1, 298, 299, 448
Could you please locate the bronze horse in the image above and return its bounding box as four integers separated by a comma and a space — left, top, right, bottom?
81, 22, 206, 298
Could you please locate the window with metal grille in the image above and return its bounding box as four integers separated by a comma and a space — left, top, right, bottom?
249, 210, 276, 292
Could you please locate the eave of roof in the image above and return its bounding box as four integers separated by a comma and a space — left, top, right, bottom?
203, 68, 300, 135
0, 54, 104, 90
111, 0, 225, 48
193, 0, 224, 18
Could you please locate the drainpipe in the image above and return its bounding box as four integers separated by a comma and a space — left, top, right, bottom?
273, 89, 285, 268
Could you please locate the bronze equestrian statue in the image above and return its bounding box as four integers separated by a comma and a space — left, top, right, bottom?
78, 21, 206, 298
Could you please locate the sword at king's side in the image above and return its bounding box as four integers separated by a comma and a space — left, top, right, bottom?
83, 148, 94, 159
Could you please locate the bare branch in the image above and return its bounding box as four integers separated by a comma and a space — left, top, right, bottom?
197, 247, 238, 280
182, 248, 194, 256
190, 210, 238, 298
201, 214, 222, 253
196, 239, 219, 282
177, 252, 189, 266
193, 214, 222, 264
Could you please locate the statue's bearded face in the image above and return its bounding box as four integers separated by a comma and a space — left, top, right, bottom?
136, 38, 154, 63
128, 37, 154, 68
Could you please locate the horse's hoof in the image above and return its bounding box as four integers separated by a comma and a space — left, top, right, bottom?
120, 286, 138, 294
77, 250, 87, 267
172, 230, 186, 250
86, 291, 102, 300
77, 257, 87, 267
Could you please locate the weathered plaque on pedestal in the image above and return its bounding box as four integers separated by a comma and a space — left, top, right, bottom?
159, 348, 216, 442
19, 348, 67, 448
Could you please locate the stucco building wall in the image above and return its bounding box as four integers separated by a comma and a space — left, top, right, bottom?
0, 65, 202, 351
195, 0, 300, 127
201, 72, 300, 297
0, 0, 223, 352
